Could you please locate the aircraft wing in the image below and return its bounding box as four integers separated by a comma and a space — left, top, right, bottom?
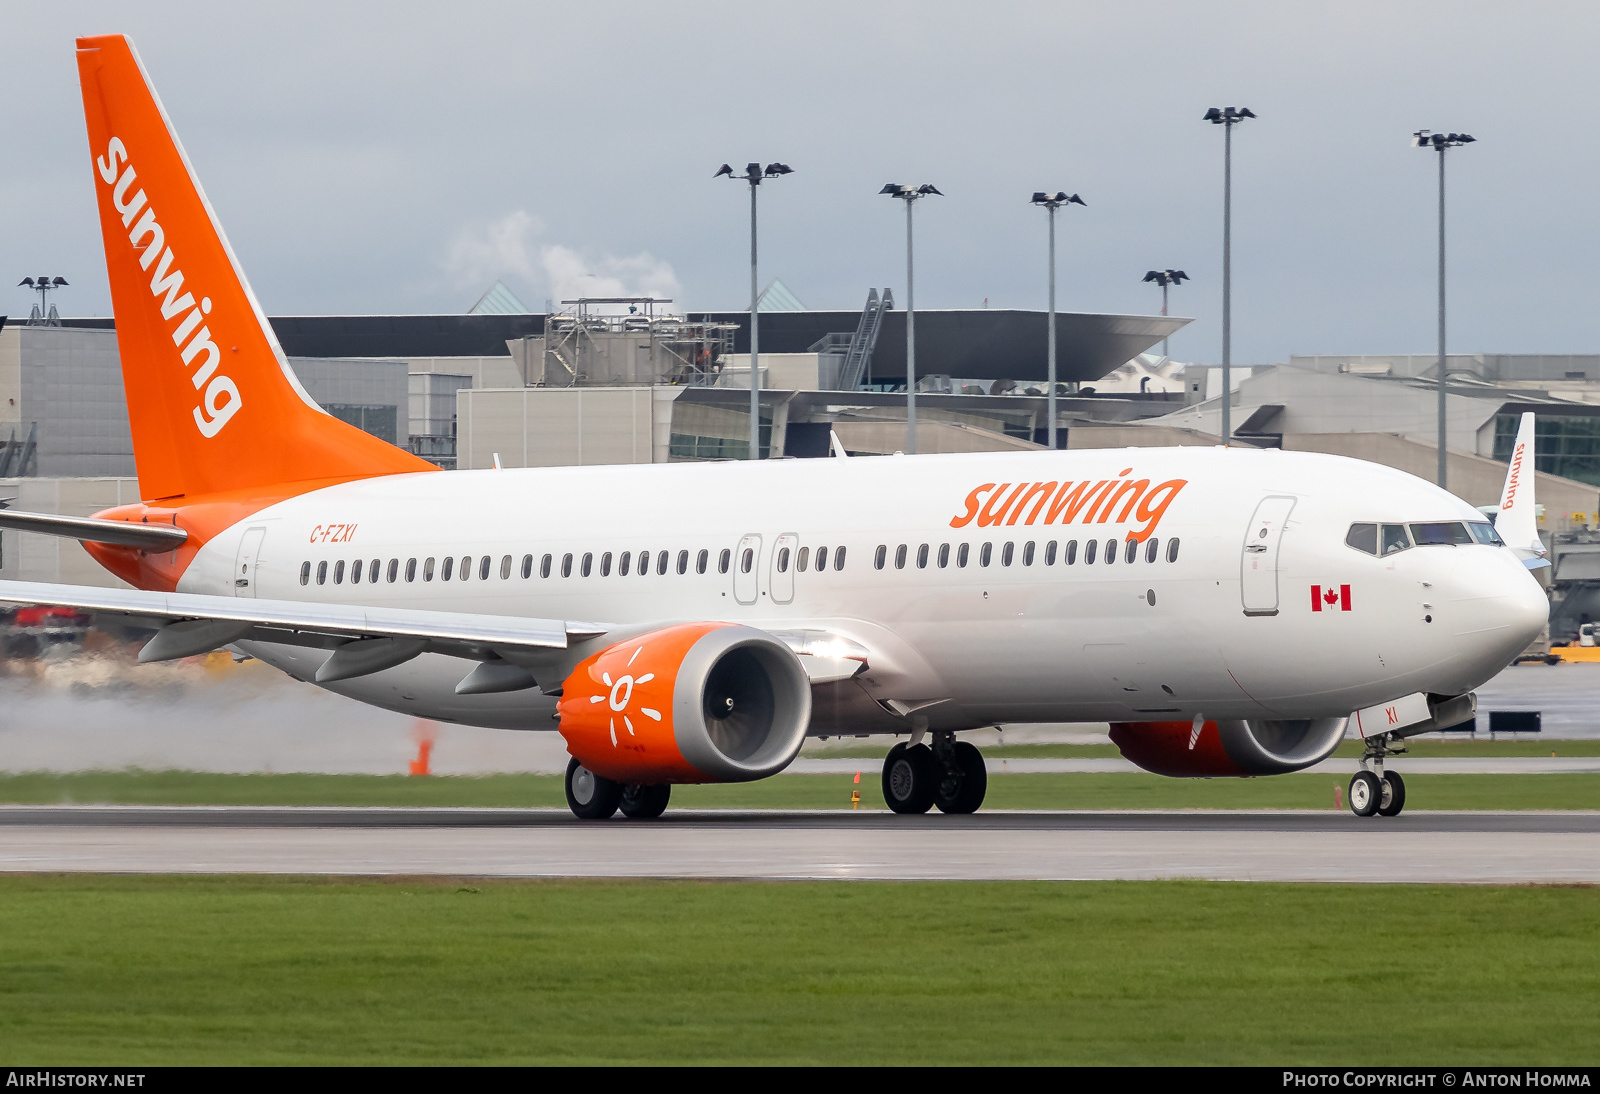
0, 579, 602, 669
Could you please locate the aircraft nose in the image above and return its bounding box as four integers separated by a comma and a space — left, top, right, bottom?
1437, 548, 1549, 688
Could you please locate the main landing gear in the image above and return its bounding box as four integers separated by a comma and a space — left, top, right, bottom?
882, 731, 987, 815
1346, 733, 1407, 818
564, 758, 671, 820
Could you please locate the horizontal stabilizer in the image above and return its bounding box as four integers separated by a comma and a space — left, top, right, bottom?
0, 509, 187, 549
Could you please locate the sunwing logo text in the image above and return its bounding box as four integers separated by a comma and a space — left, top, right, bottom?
97, 136, 241, 439
950, 469, 1186, 541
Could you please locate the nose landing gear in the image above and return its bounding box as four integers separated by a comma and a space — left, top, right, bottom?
881, 732, 988, 815
1347, 733, 1408, 818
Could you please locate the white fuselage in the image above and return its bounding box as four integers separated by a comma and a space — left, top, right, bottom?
180, 446, 1548, 733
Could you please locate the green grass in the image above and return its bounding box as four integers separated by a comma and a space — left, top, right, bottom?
0, 875, 1594, 1065
0, 769, 1596, 810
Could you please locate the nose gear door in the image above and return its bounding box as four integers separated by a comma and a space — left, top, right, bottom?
1241, 496, 1295, 616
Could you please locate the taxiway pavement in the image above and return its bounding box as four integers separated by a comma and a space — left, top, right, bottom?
1, 806, 1595, 884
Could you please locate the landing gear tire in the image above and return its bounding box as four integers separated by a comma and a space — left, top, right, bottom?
620, 783, 671, 819
565, 757, 622, 820
882, 743, 937, 814
1348, 770, 1382, 817
1377, 771, 1406, 817
934, 741, 988, 815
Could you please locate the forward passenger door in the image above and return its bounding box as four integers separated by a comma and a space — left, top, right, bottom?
1241, 496, 1295, 616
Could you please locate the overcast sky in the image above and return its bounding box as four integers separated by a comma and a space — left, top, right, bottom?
3, 1, 1596, 365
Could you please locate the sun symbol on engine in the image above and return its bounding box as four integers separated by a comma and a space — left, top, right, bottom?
588, 644, 664, 746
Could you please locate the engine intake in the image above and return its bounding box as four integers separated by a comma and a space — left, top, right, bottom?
557, 622, 812, 784
1110, 717, 1347, 777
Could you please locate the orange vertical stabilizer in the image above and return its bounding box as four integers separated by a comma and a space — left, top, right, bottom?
74, 34, 435, 504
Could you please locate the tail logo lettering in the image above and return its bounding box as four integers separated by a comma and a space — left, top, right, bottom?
97, 135, 242, 439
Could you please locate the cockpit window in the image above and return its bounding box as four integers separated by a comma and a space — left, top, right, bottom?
1381, 524, 1411, 555
1346, 523, 1378, 555
1410, 521, 1473, 546
1468, 521, 1504, 546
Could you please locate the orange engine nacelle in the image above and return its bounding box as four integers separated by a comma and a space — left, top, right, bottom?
1110, 717, 1348, 777
556, 622, 812, 785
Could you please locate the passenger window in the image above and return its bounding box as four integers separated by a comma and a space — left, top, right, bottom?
582, 552, 594, 577
875, 545, 887, 570
1468, 522, 1503, 546
741, 548, 754, 574
1124, 539, 1137, 564
917, 544, 929, 569
500, 555, 512, 580
424, 557, 436, 581
1066, 540, 1078, 565
957, 543, 969, 567
816, 546, 829, 572
480, 556, 492, 580
1001, 542, 1014, 566
657, 550, 669, 575
350, 559, 363, 584
1105, 538, 1118, 564
719, 549, 731, 574
835, 546, 846, 569
777, 547, 791, 573
521, 554, 533, 579
1023, 541, 1035, 566
388, 559, 399, 583
371, 558, 381, 581
300, 561, 310, 586
541, 553, 553, 578
1411, 522, 1472, 546
980, 542, 993, 567
697, 549, 709, 574
1044, 540, 1057, 566
1381, 525, 1410, 555
619, 551, 631, 576
334, 560, 346, 584
1085, 539, 1098, 565
1167, 538, 1180, 563
317, 560, 328, 585
1145, 538, 1159, 564
1346, 523, 1378, 555
601, 552, 613, 577
460, 556, 471, 580
895, 545, 908, 569
561, 553, 573, 578
677, 550, 688, 575
937, 543, 950, 568
405, 558, 416, 582
796, 546, 809, 572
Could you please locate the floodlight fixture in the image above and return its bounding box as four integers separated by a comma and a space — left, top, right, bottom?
1032, 190, 1088, 449
716, 159, 795, 458
1142, 270, 1189, 358
1204, 106, 1255, 442
1414, 129, 1478, 489
881, 183, 942, 454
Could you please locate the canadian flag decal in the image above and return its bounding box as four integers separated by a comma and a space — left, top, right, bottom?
1311, 584, 1352, 612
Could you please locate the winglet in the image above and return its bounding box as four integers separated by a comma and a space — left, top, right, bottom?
1497, 412, 1547, 567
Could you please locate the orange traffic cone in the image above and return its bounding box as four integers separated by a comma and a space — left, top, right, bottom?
409, 720, 437, 776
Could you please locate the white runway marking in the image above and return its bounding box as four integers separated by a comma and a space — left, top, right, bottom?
0, 808, 1596, 884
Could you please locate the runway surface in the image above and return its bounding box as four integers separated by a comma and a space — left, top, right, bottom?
2, 806, 1596, 883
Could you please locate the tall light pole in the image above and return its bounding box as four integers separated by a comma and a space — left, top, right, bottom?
1141, 269, 1189, 359
716, 161, 793, 459
1204, 106, 1254, 443
880, 183, 941, 454
1412, 130, 1475, 490
1031, 192, 1086, 450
